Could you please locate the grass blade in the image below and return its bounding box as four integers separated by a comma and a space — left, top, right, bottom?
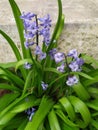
0, 83, 21, 92
0, 93, 19, 111
0, 29, 22, 61
59, 97, 75, 120
0, 67, 24, 87
47, 0, 64, 51
48, 109, 61, 130
68, 96, 91, 128
25, 96, 54, 130
9, 0, 31, 58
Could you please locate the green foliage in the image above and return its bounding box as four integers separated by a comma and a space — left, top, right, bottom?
0, 0, 98, 129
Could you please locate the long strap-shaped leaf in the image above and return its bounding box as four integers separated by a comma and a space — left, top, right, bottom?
0, 83, 21, 92
68, 96, 91, 128
25, 96, 54, 130
0, 61, 17, 69
56, 110, 77, 127
22, 69, 34, 96
9, 0, 31, 59
11, 96, 40, 113
59, 97, 75, 120
48, 109, 61, 130
47, 0, 64, 51
0, 93, 28, 119
72, 82, 90, 101
0, 93, 19, 112
0, 67, 24, 87
0, 29, 27, 80
0, 29, 21, 61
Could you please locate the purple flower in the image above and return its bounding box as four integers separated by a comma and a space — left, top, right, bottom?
39, 15, 51, 46
69, 57, 84, 72
24, 41, 35, 49
66, 76, 78, 86
23, 20, 31, 29
24, 31, 35, 40
20, 12, 35, 21
39, 52, 46, 60
67, 49, 78, 59
39, 14, 51, 28
41, 81, 48, 90
54, 52, 65, 63
24, 62, 32, 69
57, 63, 65, 73
49, 48, 57, 59
76, 58, 84, 66
25, 107, 36, 121
28, 21, 38, 34
34, 46, 42, 55
40, 27, 50, 46
69, 61, 80, 72
35, 46, 46, 60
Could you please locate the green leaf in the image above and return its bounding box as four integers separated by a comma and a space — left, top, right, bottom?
82, 69, 98, 87
25, 96, 54, 130
72, 82, 90, 101
47, 0, 64, 51
9, 0, 31, 58
4, 114, 27, 130
0, 62, 17, 69
44, 67, 61, 75
0, 83, 21, 92
56, 110, 77, 127
11, 95, 40, 113
48, 109, 61, 130
54, 14, 65, 40
18, 119, 28, 130
0, 93, 19, 111
91, 119, 98, 129
86, 99, 98, 110
0, 112, 16, 126
83, 76, 98, 87
82, 54, 98, 67
71, 71, 93, 80
87, 87, 98, 98
59, 97, 75, 120
22, 69, 34, 96
0, 29, 22, 61
48, 73, 68, 87
0, 93, 28, 119
68, 96, 91, 128
0, 67, 24, 87
59, 120, 79, 130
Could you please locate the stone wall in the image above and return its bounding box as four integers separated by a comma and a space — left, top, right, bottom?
0, 0, 98, 62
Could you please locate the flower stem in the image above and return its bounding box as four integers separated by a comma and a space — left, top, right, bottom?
35, 15, 39, 46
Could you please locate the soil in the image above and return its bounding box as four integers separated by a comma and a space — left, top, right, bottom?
0, 89, 11, 97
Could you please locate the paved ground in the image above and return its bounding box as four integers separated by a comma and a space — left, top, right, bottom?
0, 0, 98, 62
0, 0, 98, 25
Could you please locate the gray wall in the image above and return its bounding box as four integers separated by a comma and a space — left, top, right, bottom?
0, 0, 98, 62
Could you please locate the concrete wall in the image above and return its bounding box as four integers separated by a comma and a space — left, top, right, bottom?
0, 0, 98, 62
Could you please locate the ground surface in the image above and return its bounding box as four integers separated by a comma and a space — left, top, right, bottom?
0, 0, 98, 62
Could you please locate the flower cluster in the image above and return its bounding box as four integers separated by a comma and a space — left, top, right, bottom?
21, 12, 84, 89
20, 12, 51, 60
67, 49, 84, 86
53, 49, 84, 86
68, 49, 84, 72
